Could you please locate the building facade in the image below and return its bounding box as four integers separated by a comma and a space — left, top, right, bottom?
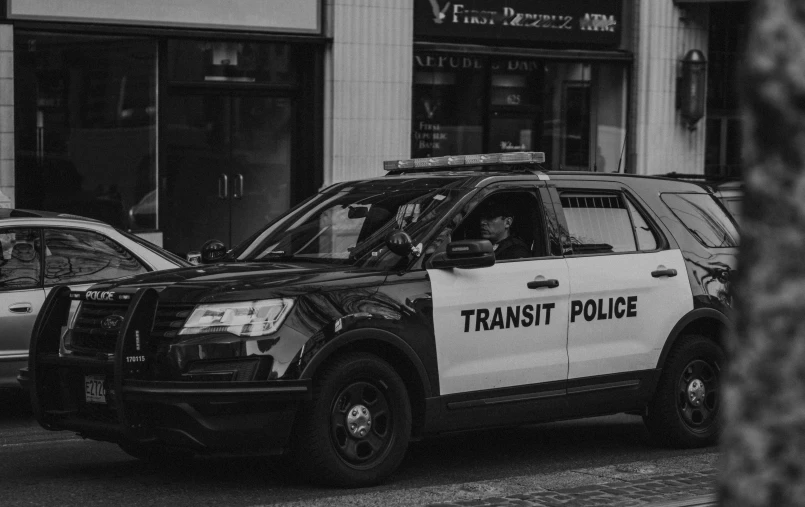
0, 0, 746, 255
0, 0, 326, 255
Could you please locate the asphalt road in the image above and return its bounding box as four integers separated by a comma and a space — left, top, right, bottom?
0, 391, 718, 507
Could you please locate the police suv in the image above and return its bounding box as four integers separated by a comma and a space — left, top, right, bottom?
21, 152, 738, 487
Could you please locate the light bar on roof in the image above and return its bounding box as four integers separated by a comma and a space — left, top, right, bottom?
383, 151, 545, 171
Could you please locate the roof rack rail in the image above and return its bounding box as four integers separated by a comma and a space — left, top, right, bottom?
383, 151, 548, 177
661, 172, 741, 181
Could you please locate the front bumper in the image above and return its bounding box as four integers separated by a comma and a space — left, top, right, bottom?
27, 286, 311, 455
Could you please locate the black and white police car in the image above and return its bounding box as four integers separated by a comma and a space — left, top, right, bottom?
21, 152, 738, 487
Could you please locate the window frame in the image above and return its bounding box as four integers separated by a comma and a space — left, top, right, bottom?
554, 186, 667, 257
622, 193, 663, 253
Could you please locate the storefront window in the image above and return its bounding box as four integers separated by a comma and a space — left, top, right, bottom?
14, 32, 157, 230
168, 40, 296, 85
412, 53, 628, 172
412, 55, 485, 157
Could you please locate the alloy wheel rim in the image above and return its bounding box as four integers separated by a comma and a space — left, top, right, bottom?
330, 380, 393, 467
676, 359, 719, 431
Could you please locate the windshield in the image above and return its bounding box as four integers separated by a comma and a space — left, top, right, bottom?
229, 177, 465, 269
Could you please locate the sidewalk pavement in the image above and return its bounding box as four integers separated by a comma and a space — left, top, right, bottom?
426, 469, 718, 507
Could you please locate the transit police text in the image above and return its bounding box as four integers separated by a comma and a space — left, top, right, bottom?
461, 303, 555, 332
570, 296, 637, 323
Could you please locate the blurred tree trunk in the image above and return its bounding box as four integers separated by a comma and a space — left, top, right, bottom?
720, 1, 805, 506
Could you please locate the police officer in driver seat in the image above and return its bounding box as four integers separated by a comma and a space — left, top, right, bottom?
477, 197, 531, 261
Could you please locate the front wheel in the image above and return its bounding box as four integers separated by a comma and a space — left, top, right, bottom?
291, 352, 412, 487
645, 334, 724, 448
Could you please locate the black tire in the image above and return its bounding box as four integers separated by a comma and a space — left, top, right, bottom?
645, 334, 724, 448
290, 352, 412, 487
118, 440, 194, 463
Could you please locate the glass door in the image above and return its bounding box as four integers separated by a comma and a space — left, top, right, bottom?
163, 94, 293, 255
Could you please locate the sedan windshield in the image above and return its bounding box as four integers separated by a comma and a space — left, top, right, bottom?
229, 177, 465, 269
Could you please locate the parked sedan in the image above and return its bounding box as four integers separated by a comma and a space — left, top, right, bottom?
0, 209, 189, 390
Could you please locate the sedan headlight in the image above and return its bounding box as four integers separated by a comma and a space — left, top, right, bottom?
179, 298, 294, 337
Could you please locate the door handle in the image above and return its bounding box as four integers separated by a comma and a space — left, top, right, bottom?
233, 173, 244, 199
651, 268, 677, 278
9, 303, 33, 314
218, 174, 229, 199
527, 279, 559, 289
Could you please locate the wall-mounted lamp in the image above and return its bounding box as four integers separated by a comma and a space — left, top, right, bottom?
677, 49, 707, 131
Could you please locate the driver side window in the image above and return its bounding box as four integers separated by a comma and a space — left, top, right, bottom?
431, 190, 547, 261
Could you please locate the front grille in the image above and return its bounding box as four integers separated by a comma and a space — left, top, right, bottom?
71, 301, 195, 355
72, 301, 130, 354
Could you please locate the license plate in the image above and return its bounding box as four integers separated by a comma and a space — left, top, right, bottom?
84, 375, 107, 404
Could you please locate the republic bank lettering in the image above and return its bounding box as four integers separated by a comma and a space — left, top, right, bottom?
414, 55, 543, 72
445, 4, 617, 33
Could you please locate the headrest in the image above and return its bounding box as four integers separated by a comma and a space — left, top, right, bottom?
11, 243, 35, 262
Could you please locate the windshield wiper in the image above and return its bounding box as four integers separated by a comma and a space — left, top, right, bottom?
251, 254, 345, 264
253, 252, 296, 261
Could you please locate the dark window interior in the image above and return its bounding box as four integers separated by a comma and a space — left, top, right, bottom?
453, 191, 547, 258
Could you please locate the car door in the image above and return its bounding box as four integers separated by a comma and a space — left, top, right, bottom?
555, 182, 693, 380
0, 227, 45, 377
428, 183, 570, 396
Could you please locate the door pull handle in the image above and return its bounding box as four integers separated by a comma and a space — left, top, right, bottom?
218, 174, 229, 199
9, 303, 33, 314
651, 268, 677, 278
233, 173, 244, 199
527, 279, 559, 289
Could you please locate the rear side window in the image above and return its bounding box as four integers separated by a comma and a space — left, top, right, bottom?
0, 227, 42, 289
44, 228, 148, 285
661, 193, 739, 248
560, 193, 636, 254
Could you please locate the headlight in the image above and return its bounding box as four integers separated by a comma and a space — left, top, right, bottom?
178, 298, 294, 337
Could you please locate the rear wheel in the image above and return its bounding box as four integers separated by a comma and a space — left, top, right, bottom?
645, 334, 724, 447
291, 352, 411, 487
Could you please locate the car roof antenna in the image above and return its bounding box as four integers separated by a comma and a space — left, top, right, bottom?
616, 134, 627, 173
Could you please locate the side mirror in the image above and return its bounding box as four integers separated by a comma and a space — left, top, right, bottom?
201, 239, 227, 263
186, 251, 201, 265
348, 205, 369, 219
429, 239, 495, 269
386, 230, 413, 257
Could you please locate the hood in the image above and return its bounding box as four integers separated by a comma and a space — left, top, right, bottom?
86, 262, 388, 304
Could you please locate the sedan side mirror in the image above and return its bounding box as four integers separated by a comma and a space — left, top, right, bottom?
428, 239, 495, 269
186, 251, 201, 265
201, 239, 227, 263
